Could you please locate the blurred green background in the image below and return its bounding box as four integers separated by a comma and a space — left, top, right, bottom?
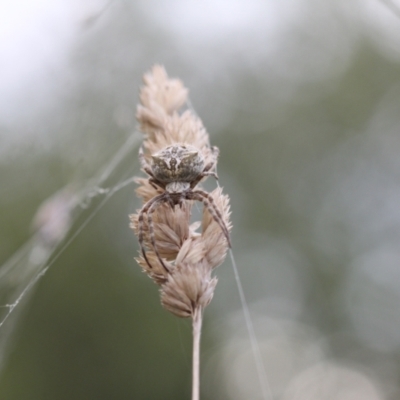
1, 0, 400, 399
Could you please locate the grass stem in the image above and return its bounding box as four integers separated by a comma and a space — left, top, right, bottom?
192, 307, 203, 400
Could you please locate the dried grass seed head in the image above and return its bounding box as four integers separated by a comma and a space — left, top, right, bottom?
137, 65, 188, 136
160, 261, 218, 318
131, 65, 232, 318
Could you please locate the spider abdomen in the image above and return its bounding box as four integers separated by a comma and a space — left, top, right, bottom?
151, 144, 205, 183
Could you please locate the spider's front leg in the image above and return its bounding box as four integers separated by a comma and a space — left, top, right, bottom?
138, 193, 170, 273
190, 190, 232, 247
147, 198, 170, 273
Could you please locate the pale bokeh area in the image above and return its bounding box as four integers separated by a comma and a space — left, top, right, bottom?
1, 0, 400, 399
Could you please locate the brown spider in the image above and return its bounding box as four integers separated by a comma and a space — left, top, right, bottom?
138, 143, 231, 272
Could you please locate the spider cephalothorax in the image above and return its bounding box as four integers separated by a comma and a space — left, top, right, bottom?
138, 143, 231, 272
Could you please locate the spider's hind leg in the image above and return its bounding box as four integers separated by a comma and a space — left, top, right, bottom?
202, 171, 219, 181
190, 146, 220, 189
190, 165, 218, 189
139, 146, 155, 178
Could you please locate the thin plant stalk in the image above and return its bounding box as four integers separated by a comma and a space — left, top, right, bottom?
192, 307, 203, 400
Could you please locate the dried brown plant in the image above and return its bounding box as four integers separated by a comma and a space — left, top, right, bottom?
129, 65, 232, 400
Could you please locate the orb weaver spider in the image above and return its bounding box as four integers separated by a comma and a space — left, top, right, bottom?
137, 143, 231, 272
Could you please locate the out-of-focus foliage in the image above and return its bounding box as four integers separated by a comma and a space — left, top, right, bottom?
1, 0, 400, 399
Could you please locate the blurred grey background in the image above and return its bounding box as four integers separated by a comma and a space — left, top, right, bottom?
1, 0, 400, 399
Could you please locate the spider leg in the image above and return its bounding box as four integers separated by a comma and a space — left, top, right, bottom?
138, 193, 168, 272
190, 165, 218, 189
190, 146, 220, 189
189, 190, 232, 247
207, 146, 219, 176
202, 171, 219, 180
139, 147, 165, 192
148, 178, 163, 191
139, 146, 156, 179
147, 198, 170, 273
210, 145, 220, 158
138, 146, 149, 169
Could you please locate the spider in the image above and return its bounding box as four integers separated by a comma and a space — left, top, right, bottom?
138, 143, 231, 272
